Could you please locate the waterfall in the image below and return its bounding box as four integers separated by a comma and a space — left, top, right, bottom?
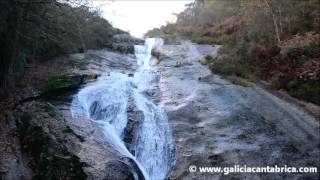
133, 38, 174, 180
71, 38, 174, 180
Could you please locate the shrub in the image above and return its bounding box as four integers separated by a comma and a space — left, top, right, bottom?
286, 80, 320, 105
209, 41, 256, 80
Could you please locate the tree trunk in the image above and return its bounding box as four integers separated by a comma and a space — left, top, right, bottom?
263, 0, 281, 43
0, 1, 23, 97
278, 6, 283, 34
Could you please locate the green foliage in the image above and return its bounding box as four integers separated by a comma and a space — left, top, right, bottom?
149, 0, 320, 104
110, 43, 134, 54
286, 81, 320, 105
145, 29, 180, 44
209, 38, 257, 80
191, 36, 216, 45
19, 3, 125, 56
305, 43, 320, 58
0, 0, 128, 92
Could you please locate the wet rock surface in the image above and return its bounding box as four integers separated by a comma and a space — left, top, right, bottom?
61, 50, 145, 179
156, 42, 319, 180
1, 41, 319, 180
0, 50, 141, 180
124, 96, 145, 155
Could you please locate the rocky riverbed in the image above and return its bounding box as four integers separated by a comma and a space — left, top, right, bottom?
0, 41, 319, 180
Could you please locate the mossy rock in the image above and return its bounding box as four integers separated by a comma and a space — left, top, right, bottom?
174, 62, 183, 68
70, 59, 89, 70
18, 113, 87, 180
225, 75, 255, 87
200, 55, 214, 65
111, 43, 134, 54
42, 75, 83, 98
42, 102, 59, 117
151, 49, 167, 61
151, 49, 161, 59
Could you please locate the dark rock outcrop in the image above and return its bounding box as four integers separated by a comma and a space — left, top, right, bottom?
41, 75, 83, 100
105, 34, 145, 54
123, 97, 144, 155
104, 158, 145, 180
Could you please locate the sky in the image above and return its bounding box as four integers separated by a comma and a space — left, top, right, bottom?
90, 0, 193, 38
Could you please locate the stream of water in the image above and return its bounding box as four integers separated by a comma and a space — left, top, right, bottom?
71, 38, 175, 180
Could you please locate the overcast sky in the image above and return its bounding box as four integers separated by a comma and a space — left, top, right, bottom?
91, 0, 193, 38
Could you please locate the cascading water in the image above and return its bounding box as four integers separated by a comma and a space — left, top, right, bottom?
133, 38, 175, 180
71, 38, 174, 180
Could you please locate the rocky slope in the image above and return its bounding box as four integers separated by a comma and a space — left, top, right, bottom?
0, 50, 141, 180
156, 42, 319, 180
0, 41, 319, 180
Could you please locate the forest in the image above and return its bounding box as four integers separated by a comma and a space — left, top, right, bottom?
147, 0, 320, 105
0, 0, 132, 97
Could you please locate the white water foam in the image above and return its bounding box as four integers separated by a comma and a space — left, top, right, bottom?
71, 38, 174, 180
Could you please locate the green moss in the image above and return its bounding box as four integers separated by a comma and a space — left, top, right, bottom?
42, 102, 56, 114
62, 126, 74, 134
45, 75, 82, 92
18, 113, 87, 180
225, 75, 255, 87
70, 59, 89, 70
42, 75, 83, 100
200, 55, 215, 65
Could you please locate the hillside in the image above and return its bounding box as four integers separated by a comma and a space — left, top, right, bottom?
146, 0, 320, 105
0, 0, 140, 98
